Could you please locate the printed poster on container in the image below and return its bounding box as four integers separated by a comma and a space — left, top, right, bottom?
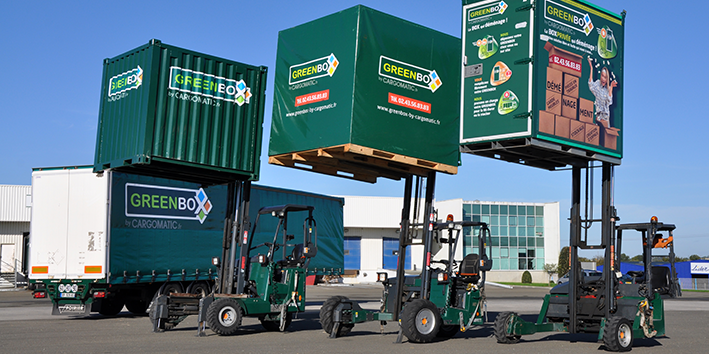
461, 0, 534, 143
535, 0, 624, 157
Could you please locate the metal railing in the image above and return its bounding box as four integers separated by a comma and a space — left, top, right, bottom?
0, 258, 25, 289
680, 277, 709, 290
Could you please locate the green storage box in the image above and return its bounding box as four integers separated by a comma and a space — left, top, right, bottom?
460, 0, 624, 169
269, 6, 460, 182
94, 39, 268, 183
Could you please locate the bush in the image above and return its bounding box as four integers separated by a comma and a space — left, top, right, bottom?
522, 270, 532, 284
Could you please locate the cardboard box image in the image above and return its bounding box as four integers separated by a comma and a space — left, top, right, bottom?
561, 95, 578, 120
555, 115, 571, 139
600, 125, 620, 150
546, 67, 563, 94
578, 98, 594, 123
585, 122, 599, 145
570, 120, 585, 142
546, 90, 562, 115
539, 110, 555, 135
545, 42, 583, 77
563, 73, 579, 98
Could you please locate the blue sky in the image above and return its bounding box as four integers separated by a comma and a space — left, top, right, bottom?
1, 1, 708, 258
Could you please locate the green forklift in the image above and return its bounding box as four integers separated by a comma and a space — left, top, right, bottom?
151, 182, 319, 335
320, 172, 492, 343
494, 163, 681, 351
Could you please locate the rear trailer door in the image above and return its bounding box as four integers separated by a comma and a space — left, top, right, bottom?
29, 168, 109, 281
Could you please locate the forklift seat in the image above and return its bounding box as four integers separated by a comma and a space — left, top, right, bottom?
457, 253, 481, 284
651, 266, 671, 295
278, 244, 305, 268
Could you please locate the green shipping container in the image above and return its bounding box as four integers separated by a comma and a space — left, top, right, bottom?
94, 39, 268, 183
460, 0, 624, 169
269, 6, 461, 182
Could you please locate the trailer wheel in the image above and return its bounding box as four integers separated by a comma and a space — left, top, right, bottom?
207, 298, 243, 336
320, 295, 354, 337
437, 325, 459, 338
98, 298, 125, 316
260, 312, 293, 331
603, 316, 633, 352
187, 282, 211, 297
162, 282, 183, 294
125, 300, 148, 314
400, 299, 441, 343
494, 312, 521, 344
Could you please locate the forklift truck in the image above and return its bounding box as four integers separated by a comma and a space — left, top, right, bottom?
494, 163, 681, 351
320, 172, 492, 343
151, 182, 319, 335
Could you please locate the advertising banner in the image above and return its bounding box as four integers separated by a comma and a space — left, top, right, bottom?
461, 0, 624, 160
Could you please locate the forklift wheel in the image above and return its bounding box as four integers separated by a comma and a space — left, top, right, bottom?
400, 299, 441, 343
207, 298, 243, 336
320, 296, 354, 337
603, 316, 633, 352
494, 312, 521, 344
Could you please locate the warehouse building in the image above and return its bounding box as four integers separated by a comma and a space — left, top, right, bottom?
340, 196, 560, 284
0, 185, 31, 287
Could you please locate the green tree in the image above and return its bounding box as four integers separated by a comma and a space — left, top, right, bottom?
557, 247, 569, 277
690, 254, 701, 261
522, 270, 533, 284
620, 253, 630, 262
630, 254, 643, 262
592, 254, 604, 267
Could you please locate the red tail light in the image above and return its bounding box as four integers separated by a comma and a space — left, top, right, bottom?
33, 291, 46, 299
93, 291, 106, 298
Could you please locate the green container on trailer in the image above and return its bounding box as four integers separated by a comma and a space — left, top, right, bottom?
94, 39, 268, 183
460, 0, 624, 169
269, 5, 461, 182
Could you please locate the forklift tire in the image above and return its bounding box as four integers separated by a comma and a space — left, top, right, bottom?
494, 312, 521, 344
320, 296, 354, 337
400, 299, 441, 343
98, 298, 125, 316
207, 298, 243, 336
260, 312, 292, 331
436, 325, 459, 338
603, 316, 633, 352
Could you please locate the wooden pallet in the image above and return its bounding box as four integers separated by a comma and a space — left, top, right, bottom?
269, 144, 457, 183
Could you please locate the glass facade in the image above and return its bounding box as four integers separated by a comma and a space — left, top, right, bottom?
463, 202, 545, 271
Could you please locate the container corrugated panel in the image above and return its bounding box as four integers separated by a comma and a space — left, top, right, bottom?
0, 185, 31, 222
94, 40, 268, 184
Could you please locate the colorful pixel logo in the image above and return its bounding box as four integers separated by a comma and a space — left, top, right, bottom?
498, 1, 508, 14
583, 14, 594, 35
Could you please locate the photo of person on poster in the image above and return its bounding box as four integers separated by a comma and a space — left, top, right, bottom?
587, 55, 618, 127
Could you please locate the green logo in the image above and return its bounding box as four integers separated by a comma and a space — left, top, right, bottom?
169, 67, 251, 106
289, 54, 339, 85
498, 90, 519, 115
109, 66, 143, 97
378, 56, 442, 93
597, 26, 617, 59
126, 183, 213, 224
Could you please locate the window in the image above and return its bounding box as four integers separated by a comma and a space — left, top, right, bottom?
500, 205, 508, 215
482, 204, 490, 214
527, 216, 535, 226
472, 204, 481, 214
536, 206, 544, 216
500, 247, 509, 258
508, 216, 517, 226
499, 216, 507, 226
491, 205, 499, 215
508, 205, 517, 215
527, 206, 535, 215
518, 206, 526, 216
491, 216, 499, 226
